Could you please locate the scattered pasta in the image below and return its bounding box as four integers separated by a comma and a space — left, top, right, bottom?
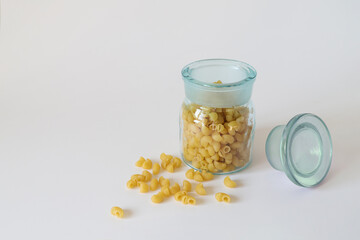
160, 153, 182, 172
170, 183, 181, 195
159, 176, 170, 187
142, 159, 153, 170
152, 163, 160, 175
224, 176, 237, 188
150, 178, 159, 191
126, 179, 136, 189
215, 192, 231, 203
135, 157, 145, 167
151, 192, 164, 203
185, 169, 195, 180
195, 183, 207, 195
182, 180, 192, 192
142, 170, 152, 182
111, 206, 124, 218
139, 182, 149, 193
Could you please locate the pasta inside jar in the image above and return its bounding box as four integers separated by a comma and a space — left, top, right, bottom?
181, 102, 254, 174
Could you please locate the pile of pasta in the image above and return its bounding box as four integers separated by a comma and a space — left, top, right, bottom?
111, 153, 239, 218
181, 103, 253, 173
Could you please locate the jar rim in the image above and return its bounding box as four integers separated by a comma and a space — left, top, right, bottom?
181, 59, 257, 88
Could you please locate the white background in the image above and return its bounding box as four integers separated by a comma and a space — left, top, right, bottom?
1, 0, 359, 239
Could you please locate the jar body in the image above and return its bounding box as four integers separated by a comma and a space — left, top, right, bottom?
180, 59, 257, 174
180, 99, 255, 174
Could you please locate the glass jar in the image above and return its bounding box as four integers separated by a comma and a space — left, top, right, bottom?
180, 59, 257, 174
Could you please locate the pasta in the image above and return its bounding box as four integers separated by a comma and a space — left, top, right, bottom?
181, 102, 253, 173
195, 183, 207, 195
182, 180, 192, 192
135, 157, 145, 167
126, 179, 137, 189
111, 206, 124, 218
161, 186, 171, 197
174, 191, 187, 201
185, 169, 195, 180
170, 183, 181, 195
142, 170, 152, 182
139, 182, 149, 193
201, 170, 214, 181
186, 196, 196, 205
173, 157, 182, 168
151, 192, 164, 203
160, 153, 182, 171
215, 192, 231, 203
150, 178, 159, 191
166, 163, 175, 173
159, 176, 170, 187
152, 163, 160, 175
194, 171, 204, 182
224, 176, 237, 188
131, 174, 146, 183
142, 159, 153, 170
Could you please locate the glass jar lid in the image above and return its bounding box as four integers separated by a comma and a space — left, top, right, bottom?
265, 113, 333, 187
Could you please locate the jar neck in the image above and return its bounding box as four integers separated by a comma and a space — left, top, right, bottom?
184, 82, 254, 108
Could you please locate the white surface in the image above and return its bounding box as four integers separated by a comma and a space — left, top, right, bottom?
1, 0, 360, 239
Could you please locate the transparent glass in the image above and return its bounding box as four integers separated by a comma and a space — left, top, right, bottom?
265, 113, 333, 187
180, 59, 257, 174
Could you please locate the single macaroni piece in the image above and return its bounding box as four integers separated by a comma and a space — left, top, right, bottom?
142, 170, 152, 182
135, 157, 145, 167
183, 180, 192, 192
159, 176, 170, 187
185, 169, 195, 180
181, 195, 189, 204
139, 182, 149, 193
215, 192, 231, 203
151, 192, 164, 203
111, 206, 124, 218
131, 174, 146, 183
126, 179, 137, 189
161, 186, 171, 197
166, 163, 175, 173
173, 157, 182, 168
213, 80, 223, 84
195, 183, 207, 195
150, 178, 159, 191
224, 176, 237, 188
186, 196, 196, 205
194, 171, 204, 182
170, 183, 181, 195
174, 191, 187, 201
152, 163, 160, 175
142, 159, 153, 170
201, 170, 214, 181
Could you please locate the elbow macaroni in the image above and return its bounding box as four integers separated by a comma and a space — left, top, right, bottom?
139, 182, 149, 193
170, 183, 181, 195
111, 206, 124, 218
224, 176, 237, 188
152, 163, 160, 175
142, 159, 153, 170
142, 170, 152, 182
215, 192, 231, 203
151, 192, 165, 203
181, 102, 253, 173
135, 157, 145, 167
183, 180, 192, 192
150, 178, 159, 191
195, 183, 207, 195
126, 179, 137, 189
